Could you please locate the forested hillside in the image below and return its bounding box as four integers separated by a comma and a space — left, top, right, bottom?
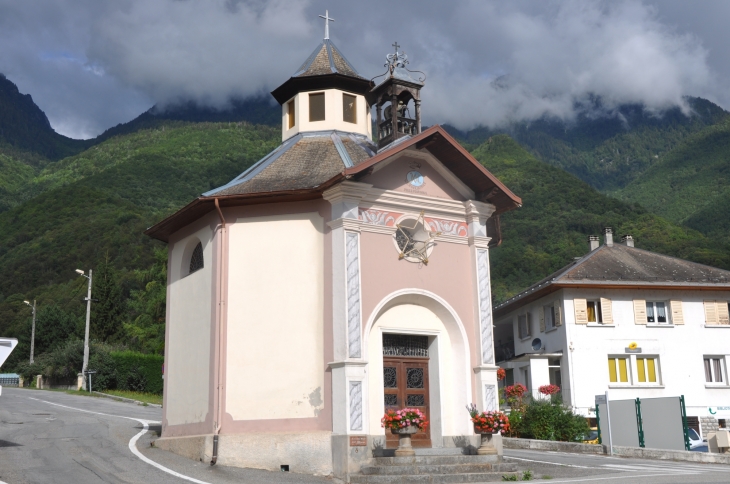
448, 97, 728, 191
613, 118, 730, 245
0, 122, 279, 370
472, 135, 730, 301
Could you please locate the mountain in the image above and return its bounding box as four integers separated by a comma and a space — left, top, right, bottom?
471, 135, 730, 302
0, 74, 90, 160
448, 97, 729, 192
95, 96, 280, 143
0, 122, 279, 369
613, 118, 730, 243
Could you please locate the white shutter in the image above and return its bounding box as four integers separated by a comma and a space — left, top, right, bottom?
633, 299, 647, 324
600, 298, 613, 325
670, 300, 684, 325
555, 303, 563, 327
705, 300, 719, 325
574, 299, 588, 324
539, 307, 546, 332
719, 302, 730, 325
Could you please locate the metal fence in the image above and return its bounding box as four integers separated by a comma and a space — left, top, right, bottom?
0, 373, 20, 387
597, 395, 690, 451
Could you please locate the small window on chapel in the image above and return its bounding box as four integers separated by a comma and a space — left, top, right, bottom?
287, 99, 295, 129
309, 92, 325, 122
343, 93, 357, 124
189, 242, 204, 274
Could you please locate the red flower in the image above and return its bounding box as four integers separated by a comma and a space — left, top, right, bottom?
497, 368, 506, 381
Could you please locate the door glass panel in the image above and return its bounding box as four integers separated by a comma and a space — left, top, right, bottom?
407, 394, 425, 406
384, 394, 397, 406
384, 367, 397, 388
407, 368, 424, 388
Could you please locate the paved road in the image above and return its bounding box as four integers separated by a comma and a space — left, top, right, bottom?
2, 388, 729, 483
0, 388, 330, 484
504, 448, 730, 483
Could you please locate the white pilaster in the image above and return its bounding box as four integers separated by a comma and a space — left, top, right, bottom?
324, 182, 371, 435
466, 200, 500, 412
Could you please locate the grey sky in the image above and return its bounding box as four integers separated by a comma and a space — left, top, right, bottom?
0, 0, 728, 139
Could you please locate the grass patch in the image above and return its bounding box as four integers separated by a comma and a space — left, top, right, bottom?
100, 390, 162, 405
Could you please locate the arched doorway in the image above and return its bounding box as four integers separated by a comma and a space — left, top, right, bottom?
364, 290, 472, 448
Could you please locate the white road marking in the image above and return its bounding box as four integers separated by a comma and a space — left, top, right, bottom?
503, 455, 594, 468
602, 463, 694, 473
28, 397, 212, 484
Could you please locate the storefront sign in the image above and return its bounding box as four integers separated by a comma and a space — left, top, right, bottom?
708, 406, 730, 417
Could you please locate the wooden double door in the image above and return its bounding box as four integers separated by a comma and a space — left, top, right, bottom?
383, 356, 431, 448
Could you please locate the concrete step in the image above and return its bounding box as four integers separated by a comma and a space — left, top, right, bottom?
350, 471, 519, 483
362, 464, 493, 475
373, 447, 477, 457
372, 455, 499, 466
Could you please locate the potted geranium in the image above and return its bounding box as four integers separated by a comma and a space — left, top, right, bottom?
466, 404, 510, 455
381, 408, 429, 456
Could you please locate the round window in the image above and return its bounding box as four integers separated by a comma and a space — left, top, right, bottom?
393, 215, 437, 264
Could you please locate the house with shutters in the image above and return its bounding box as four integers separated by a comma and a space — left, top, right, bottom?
493, 228, 730, 437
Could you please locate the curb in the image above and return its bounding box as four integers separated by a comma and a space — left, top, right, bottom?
504, 437, 730, 465
92, 391, 162, 408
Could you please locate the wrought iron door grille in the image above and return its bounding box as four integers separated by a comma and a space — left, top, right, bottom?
382, 334, 429, 357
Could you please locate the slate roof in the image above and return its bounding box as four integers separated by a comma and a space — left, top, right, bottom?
494, 242, 730, 317
293, 40, 365, 79
203, 131, 375, 196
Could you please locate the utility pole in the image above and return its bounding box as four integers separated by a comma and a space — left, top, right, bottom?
23, 300, 36, 363
76, 269, 93, 389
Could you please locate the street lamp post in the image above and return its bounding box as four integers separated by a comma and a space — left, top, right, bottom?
23, 300, 36, 364
76, 269, 93, 389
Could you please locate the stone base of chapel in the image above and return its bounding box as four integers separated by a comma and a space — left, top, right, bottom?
155, 432, 503, 480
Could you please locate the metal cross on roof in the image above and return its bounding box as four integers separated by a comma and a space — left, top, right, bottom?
392, 41, 401, 54
319, 10, 335, 40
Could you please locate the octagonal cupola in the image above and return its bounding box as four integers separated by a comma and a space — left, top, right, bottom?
271, 11, 374, 141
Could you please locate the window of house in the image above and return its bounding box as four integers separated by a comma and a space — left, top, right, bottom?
309, 92, 325, 121
518, 314, 531, 339
636, 356, 659, 383
646, 301, 669, 324
287, 99, 295, 129
189, 242, 204, 274
549, 358, 561, 387
343, 93, 357, 123
704, 356, 726, 384
544, 305, 556, 331
587, 300, 603, 323
608, 357, 629, 383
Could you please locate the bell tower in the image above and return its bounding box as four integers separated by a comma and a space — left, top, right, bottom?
368, 43, 425, 149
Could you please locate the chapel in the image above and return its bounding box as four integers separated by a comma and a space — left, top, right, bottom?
146, 15, 521, 479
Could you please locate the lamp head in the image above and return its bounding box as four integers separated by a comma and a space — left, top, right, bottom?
23, 300, 30, 306
75, 269, 85, 275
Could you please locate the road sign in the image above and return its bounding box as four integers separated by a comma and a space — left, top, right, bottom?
595, 394, 607, 405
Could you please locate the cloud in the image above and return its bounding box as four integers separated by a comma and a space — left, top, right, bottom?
0, 0, 723, 137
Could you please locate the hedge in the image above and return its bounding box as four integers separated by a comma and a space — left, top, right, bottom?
109, 351, 164, 395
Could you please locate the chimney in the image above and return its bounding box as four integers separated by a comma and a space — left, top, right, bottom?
604, 227, 613, 246
588, 235, 600, 251
622, 234, 634, 247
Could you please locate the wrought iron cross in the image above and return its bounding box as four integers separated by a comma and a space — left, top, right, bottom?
319, 10, 335, 40
392, 41, 400, 54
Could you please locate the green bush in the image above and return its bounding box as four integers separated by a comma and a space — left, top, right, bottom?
14, 341, 163, 394
110, 350, 163, 395
514, 399, 589, 442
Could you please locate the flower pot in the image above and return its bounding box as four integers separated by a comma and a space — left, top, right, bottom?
391, 425, 419, 456
473, 425, 498, 455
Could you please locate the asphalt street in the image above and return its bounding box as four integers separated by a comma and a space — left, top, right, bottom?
1, 387, 729, 483
503, 448, 730, 483
0, 387, 331, 484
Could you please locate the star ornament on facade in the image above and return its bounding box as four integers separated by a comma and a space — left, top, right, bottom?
395, 211, 441, 265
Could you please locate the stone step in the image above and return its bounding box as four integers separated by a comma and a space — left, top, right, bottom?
372, 455, 499, 466
350, 471, 519, 483
361, 463, 518, 475
373, 447, 477, 457
362, 464, 492, 475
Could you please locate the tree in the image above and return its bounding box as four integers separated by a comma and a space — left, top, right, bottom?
91, 254, 125, 343
124, 248, 167, 354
